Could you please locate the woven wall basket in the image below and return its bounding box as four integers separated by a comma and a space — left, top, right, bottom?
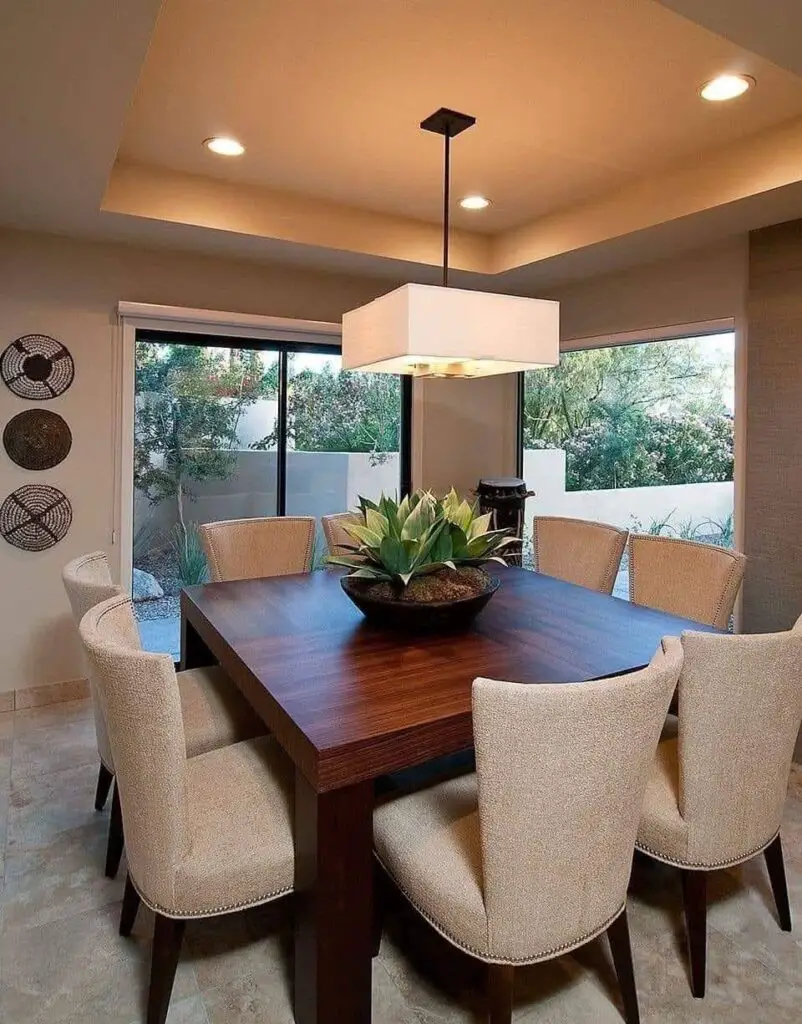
0, 484, 73, 552
3, 409, 72, 470
0, 334, 75, 400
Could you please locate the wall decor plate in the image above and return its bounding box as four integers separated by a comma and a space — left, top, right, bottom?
3, 409, 72, 470
0, 484, 72, 551
0, 334, 75, 400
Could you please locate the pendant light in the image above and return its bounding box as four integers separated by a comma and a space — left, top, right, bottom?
341, 107, 560, 379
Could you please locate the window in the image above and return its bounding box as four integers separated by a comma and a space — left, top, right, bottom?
519, 332, 735, 595
132, 330, 411, 656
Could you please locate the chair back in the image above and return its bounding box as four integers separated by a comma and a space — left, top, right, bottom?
472, 638, 682, 962
629, 534, 746, 628
533, 516, 627, 594
321, 512, 361, 559
675, 626, 802, 866
79, 594, 189, 910
61, 552, 125, 771
199, 516, 315, 582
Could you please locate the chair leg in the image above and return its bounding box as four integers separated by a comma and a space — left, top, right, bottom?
105, 782, 125, 879
606, 908, 640, 1024
487, 963, 514, 1024
148, 914, 186, 1024
763, 835, 792, 932
372, 860, 388, 958
94, 763, 114, 811
120, 873, 141, 937
680, 869, 707, 998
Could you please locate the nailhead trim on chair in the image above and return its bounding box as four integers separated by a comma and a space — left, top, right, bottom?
129, 872, 294, 921
635, 828, 780, 871
375, 853, 625, 965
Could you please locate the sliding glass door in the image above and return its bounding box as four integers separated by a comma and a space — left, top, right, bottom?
132, 331, 409, 657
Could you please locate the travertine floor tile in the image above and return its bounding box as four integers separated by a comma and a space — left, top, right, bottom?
3, 818, 124, 930
11, 698, 96, 781
0, 900, 198, 1024
6, 761, 99, 853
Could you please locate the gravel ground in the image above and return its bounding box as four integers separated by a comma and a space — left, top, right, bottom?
133, 547, 183, 621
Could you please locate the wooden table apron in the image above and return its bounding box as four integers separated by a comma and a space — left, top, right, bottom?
180, 566, 714, 1024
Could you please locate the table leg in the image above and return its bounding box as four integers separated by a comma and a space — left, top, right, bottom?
294, 770, 375, 1024
180, 616, 215, 671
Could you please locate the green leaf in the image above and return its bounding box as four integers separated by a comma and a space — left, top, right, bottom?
365, 507, 389, 538
379, 535, 409, 575
349, 567, 390, 580
342, 523, 383, 548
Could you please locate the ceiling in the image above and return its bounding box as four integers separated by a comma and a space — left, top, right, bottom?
2, 0, 802, 290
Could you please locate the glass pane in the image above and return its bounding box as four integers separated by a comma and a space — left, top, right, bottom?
284, 352, 402, 557
132, 341, 279, 656
521, 333, 736, 597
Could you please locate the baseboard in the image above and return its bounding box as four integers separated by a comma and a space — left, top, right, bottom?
0, 677, 90, 713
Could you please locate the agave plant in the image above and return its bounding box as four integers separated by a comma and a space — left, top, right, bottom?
326, 489, 514, 587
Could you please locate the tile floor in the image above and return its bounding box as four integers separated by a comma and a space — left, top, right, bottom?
0, 697, 800, 1023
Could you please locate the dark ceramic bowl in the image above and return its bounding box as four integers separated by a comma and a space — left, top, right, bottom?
340, 568, 500, 633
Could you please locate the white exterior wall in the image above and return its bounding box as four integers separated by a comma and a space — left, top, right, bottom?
523, 448, 734, 535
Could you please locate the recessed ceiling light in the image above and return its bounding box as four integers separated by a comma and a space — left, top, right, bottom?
700, 74, 754, 102
203, 136, 245, 156
460, 195, 490, 210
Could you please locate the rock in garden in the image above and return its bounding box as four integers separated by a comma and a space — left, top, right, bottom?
132, 568, 164, 601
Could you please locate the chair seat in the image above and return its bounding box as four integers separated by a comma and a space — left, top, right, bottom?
373, 773, 489, 956
171, 736, 295, 917
635, 738, 690, 865
178, 665, 265, 758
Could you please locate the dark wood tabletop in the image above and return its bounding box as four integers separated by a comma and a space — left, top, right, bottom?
180, 565, 715, 1024
181, 564, 713, 792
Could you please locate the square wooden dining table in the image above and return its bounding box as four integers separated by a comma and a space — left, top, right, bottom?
180, 564, 714, 1024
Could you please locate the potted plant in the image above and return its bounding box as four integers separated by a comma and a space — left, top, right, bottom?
326, 489, 514, 631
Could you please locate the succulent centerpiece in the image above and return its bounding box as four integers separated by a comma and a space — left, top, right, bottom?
326, 489, 514, 631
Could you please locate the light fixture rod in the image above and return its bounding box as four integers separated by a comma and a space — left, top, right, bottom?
419, 108, 476, 291
442, 131, 451, 288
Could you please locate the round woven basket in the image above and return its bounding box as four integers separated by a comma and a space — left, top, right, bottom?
3, 409, 72, 470
0, 484, 72, 552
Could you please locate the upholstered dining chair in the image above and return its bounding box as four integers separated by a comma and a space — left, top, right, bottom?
199, 515, 315, 582
79, 593, 295, 1024
628, 534, 746, 629
636, 625, 802, 998
533, 516, 628, 594
321, 511, 361, 559
373, 639, 683, 1024
62, 552, 264, 878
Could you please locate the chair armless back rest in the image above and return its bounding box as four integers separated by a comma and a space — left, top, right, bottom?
62, 551, 126, 772
677, 628, 802, 866
533, 517, 628, 594
79, 594, 190, 910
628, 534, 746, 629
321, 513, 362, 560
200, 517, 315, 582
472, 637, 682, 963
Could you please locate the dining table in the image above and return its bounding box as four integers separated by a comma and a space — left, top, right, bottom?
180, 563, 716, 1024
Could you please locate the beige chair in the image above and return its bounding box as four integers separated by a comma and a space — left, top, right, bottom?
373, 640, 683, 1024
79, 593, 294, 1024
62, 552, 264, 877
533, 516, 628, 594
199, 516, 315, 582
628, 534, 746, 628
636, 625, 802, 998
321, 511, 361, 559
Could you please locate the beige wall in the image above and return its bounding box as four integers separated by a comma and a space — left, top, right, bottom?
0, 229, 517, 694
545, 238, 748, 344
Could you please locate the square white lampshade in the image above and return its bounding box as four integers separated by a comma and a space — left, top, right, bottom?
342, 283, 560, 377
